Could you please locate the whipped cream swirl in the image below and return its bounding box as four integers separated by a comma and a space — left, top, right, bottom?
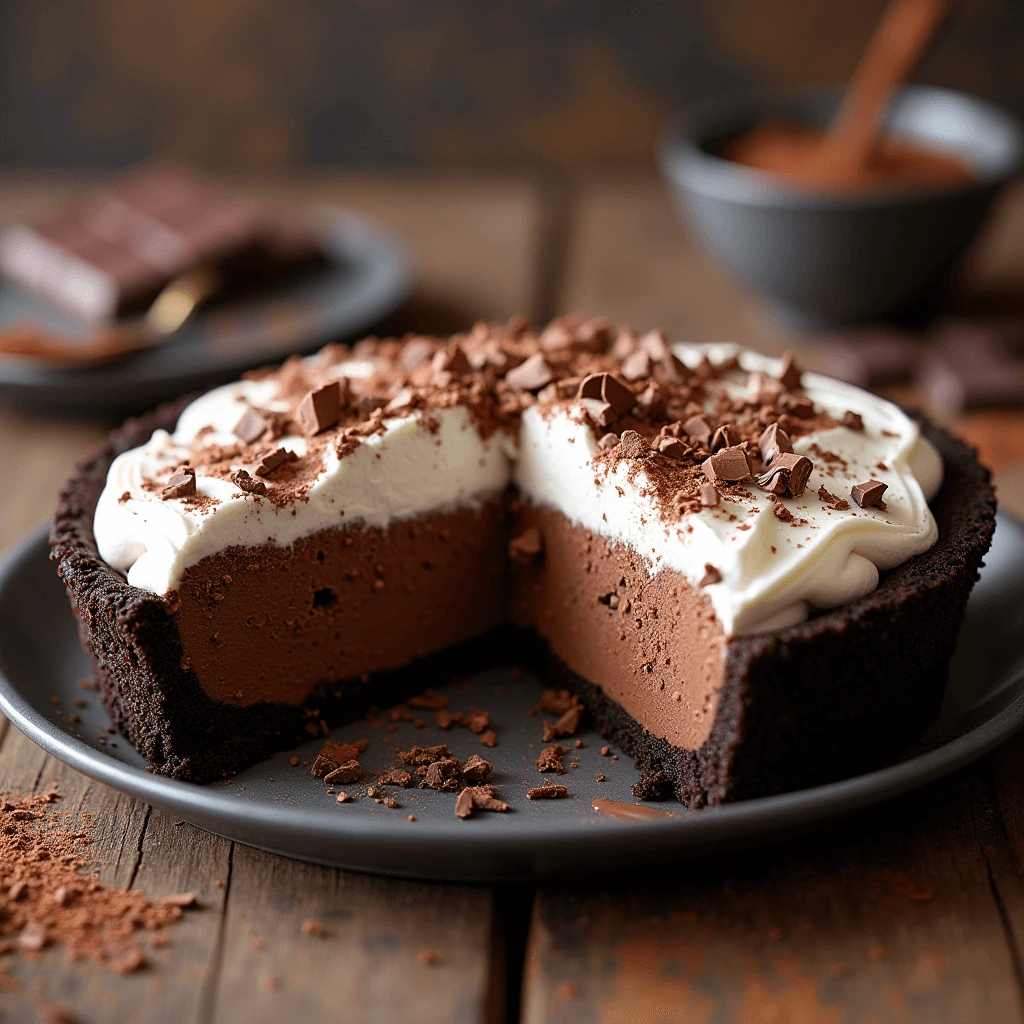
94, 345, 942, 636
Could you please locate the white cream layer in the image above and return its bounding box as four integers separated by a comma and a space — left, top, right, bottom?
94, 345, 942, 636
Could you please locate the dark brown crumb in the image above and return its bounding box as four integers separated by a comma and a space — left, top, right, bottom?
379, 768, 415, 788
536, 744, 568, 774
632, 769, 673, 801
408, 689, 448, 710
527, 784, 568, 800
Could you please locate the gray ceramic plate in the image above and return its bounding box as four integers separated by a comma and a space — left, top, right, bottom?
0, 516, 1022, 882
0, 207, 412, 414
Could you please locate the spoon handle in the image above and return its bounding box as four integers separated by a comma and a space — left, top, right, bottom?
828, 0, 955, 170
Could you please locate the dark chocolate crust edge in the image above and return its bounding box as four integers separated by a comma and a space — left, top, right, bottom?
52, 406, 995, 798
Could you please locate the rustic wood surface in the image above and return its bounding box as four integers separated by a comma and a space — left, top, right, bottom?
0, 173, 1022, 1023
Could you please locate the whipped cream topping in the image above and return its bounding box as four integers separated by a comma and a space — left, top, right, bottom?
95, 388, 510, 596
94, 344, 941, 637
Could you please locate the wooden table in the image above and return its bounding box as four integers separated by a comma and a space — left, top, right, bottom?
2, 172, 1024, 1023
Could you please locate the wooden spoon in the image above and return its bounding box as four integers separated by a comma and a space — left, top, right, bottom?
826, 0, 955, 172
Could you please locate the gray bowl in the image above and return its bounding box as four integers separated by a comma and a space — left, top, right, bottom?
660, 86, 1024, 328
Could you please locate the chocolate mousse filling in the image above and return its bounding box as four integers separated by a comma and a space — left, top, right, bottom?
52, 395, 995, 802
174, 501, 509, 707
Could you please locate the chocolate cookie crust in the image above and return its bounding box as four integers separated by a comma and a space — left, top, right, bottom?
52, 398, 994, 794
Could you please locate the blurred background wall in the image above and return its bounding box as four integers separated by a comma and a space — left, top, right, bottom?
1, 0, 1022, 172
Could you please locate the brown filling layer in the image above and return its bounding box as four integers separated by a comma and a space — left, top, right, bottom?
173, 502, 509, 706
512, 505, 726, 750
172, 498, 727, 751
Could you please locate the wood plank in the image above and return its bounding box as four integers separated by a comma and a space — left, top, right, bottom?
523, 774, 1024, 1024
210, 845, 497, 1024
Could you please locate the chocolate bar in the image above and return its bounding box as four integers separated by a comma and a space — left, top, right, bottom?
0, 163, 325, 325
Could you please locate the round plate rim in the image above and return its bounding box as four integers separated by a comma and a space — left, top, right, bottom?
2, 521, 1023, 881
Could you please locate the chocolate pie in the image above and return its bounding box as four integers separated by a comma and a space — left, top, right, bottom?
51, 318, 996, 804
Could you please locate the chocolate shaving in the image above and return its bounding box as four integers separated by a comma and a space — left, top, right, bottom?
322, 738, 368, 762
162, 469, 196, 499
756, 452, 813, 498
710, 424, 739, 453
398, 743, 452, 766
620, 349, 651, 381
233, 407, 269, 444
784, 395, 815, 418
817, 485, 851, 511
461, 753, 494, 784
699, 563, 722, 587
505, 352, 554, 391
466, 707, 490, 734
597, 432, 619, 450
408, 689, 449, 710
527, 784, 568, 800
297, 381, 343, 436
699, 483, 720, 508
639, 329, 671, 361
454, 788, 474, 819
455, 784, 509, 818
432, 343, 471, 376
323, 760, 361, 784
702, 446, 751, 484
232, 469, 267, 496
683, 415, 712, 448
537, 689, 580, 716
653, 435, 689, 461
747, 371, 785, 406
255, 447, 298, 477
852, 479, 888, 509
758, 422, 794, 466
769, 495, 794, 522
542, 703, 584, 741
842, 410, 865, 431
422, 757, 463, 791
777, 351, 802, 391
577, 372, 635, 416
579, 397, 614, 428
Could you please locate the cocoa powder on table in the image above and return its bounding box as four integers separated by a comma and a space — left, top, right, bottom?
0, 790, 193, 969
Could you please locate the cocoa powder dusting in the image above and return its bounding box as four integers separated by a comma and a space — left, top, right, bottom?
0, 790, 191, 970
157, 316, 837, 530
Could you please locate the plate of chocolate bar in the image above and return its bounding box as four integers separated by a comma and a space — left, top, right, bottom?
0, 164, 412, 413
